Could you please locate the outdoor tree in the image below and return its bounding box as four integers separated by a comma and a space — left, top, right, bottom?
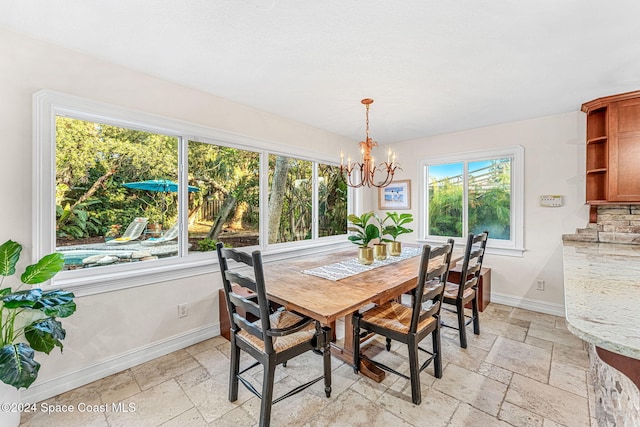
55, 117, 178, 237
268, 155, 290, 243
187, 142, 259, 239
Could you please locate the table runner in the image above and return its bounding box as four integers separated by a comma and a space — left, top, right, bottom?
302, 246, 422, 281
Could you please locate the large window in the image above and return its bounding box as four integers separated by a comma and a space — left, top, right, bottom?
267, 156, 347, 244
35, 91, 348, 289
420, 146, 524, 255
188, 140, 260, 249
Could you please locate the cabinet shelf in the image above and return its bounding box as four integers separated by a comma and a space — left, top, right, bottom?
586, 168, 607, 174
587, 136, 607, 145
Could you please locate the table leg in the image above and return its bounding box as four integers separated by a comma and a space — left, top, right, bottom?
329, 314, 386, 383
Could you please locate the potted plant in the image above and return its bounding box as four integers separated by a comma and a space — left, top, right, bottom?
347, 212, 380, 265
381, 212, 414, 256
0, 239, 76, 425
144, 206, 164, 236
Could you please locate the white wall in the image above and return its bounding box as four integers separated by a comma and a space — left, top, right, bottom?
383, 112, 590, 312
0, 28, 352, 402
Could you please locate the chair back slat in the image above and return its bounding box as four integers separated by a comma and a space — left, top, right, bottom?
216, 242, 275, 353
221, 246, 255, 266
456, 231, 489, 299
417, 283, 444, 324
225, 271, 259, 294
466, 263, 481, 276
228, 292, 262, 318
232, 313, 265, 340
410, 239, 454, 333
462, 276, 478, 291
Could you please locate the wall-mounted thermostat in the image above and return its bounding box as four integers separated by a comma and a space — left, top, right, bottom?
539, 195, 562, 207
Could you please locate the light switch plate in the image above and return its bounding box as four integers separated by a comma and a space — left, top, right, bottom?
539, 195, 562, 207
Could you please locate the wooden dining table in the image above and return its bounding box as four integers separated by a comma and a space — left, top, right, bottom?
261, 245, 463, 382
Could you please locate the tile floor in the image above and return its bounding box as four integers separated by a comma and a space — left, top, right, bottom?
20, 304, 595, 426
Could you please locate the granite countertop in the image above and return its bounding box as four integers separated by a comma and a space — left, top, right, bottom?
562, 241, 640, 359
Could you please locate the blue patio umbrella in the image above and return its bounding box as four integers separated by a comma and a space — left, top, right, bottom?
122, 179, 199, 193
122, 179, 199, 227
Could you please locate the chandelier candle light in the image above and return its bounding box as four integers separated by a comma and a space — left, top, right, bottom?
340, 98, 399, 188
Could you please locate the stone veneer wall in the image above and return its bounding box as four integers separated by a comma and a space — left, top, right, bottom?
589, 344, 640, 426
563, 205, 640, 244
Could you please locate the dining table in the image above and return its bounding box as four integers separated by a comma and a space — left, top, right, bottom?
260, 244, 463, 382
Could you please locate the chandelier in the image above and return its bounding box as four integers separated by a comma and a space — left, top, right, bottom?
339, 98, 398, 188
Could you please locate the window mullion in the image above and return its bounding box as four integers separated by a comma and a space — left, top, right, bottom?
462, 161, 469, 237
259, 151, 269, 251
178, 136, 189, 256
312, 162, 318, 240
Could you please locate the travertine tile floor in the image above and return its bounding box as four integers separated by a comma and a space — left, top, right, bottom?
20, 304, 595, 426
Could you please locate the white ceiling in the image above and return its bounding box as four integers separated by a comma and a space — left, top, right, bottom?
3, 1, 640, 143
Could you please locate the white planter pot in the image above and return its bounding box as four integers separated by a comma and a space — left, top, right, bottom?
0, 383, 21, 427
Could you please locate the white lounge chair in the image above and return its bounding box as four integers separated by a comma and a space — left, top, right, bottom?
141, 223, 179, 245
105, 217, 148, 245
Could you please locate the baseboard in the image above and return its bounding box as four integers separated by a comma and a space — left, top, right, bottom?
21, 322, 221, 404
491, 292, 565, 317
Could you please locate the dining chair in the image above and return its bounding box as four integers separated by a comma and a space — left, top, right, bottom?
441, 231, 489, 348
352, 240, 454, 405
216, 242, 331, 427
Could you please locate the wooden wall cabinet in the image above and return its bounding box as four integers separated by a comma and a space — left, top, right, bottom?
582, 90, 640, 221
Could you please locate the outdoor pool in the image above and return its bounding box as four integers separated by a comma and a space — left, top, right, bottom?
61, 250, 133, 266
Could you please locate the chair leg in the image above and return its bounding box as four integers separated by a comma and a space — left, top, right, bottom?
472, 297, 480, 335
457, 300, 468, 349
432, 323, 443, 378
229, 336, 240, 401
407, 339, 422, 405
322, 326, 332, 397
385, 337, 392, 351
259, 360, 276, 427
352, 316, 361, 374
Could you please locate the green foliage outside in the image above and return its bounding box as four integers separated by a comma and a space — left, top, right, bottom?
56, 116, 180, 239
429, 160, 511, 240
318, 164, 348, 238
428, 177, 463, 237
54, 117, 347, 251
196, 238, 221, 252
268, 156, 347, 243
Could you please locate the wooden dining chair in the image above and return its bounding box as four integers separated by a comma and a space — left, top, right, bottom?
352, 240, 454, 405
216, 243, 332, 427
441, 231, 489, 348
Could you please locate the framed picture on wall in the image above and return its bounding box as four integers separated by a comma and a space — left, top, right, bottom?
378, 180, 411, 210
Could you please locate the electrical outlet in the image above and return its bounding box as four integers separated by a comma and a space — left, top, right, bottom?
536, 280, 545, 291
178, 303, 188, 318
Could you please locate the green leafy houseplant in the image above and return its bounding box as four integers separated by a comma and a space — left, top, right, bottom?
0, 240, 76, 389
347, 212, 380, 247
381, 212, 414, 241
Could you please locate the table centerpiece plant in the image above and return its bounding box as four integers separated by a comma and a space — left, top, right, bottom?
0, 239, 76, 391
347, 212, 380, 265
380, 212, 414, 256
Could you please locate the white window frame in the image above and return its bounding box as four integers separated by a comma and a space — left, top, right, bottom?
417, 145, 524, 257
34, 90, 351, 295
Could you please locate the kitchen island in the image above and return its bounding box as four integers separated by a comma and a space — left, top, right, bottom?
563, 241, 640, 426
